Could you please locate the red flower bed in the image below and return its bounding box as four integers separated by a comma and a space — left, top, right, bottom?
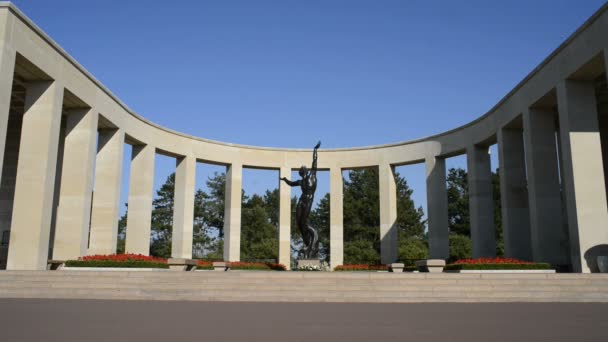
453, 257, 534, 265
196, 260, 215, 267
79, 253, 167, 263
65, 253, 169, 268
334, 264, 388, 272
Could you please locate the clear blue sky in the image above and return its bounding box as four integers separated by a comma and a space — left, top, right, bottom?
10, 0, 606, 215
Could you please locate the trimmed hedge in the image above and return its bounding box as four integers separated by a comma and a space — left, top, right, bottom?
195, 261, 286, 271
334, 264, 388, 272
444, 263, 551, 271
404, 266, 418, 272
65, 260, 169, 269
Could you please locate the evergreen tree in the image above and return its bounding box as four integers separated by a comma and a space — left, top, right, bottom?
240, 192, 279, 261
446, 167, 503, 259
341, 168, 427, 264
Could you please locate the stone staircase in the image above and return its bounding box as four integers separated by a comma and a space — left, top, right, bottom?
1, 270, 608, 303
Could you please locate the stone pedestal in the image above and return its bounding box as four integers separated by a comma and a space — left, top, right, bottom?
297, 259, 321, 270
389, 263, 404, 273
47, 260, 64, 270
167, 258, 196, 271
212, 261, 229, 271
415, 259, 446, 273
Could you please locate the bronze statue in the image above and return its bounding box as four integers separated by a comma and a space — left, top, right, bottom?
280, 141, 321, 259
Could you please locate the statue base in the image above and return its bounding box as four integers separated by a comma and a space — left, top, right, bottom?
297, 259, 321, 270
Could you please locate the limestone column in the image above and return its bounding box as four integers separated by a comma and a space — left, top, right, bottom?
6, 81, 63, 270
467, 145, 496, 258
172, 155, 196, 259
278, 167, 291, 268
379, 163, 398, 264
426, 155, 449, 260
329, 167, 343, 268
497, 127, 532, 260
0, 13, 16, 184
52, 108, 98, 260
125, 144, 155, 255
557, 79, 608, 273
223, 162, 242, 262
88, 128, 124, 255
523, 108, 569, 266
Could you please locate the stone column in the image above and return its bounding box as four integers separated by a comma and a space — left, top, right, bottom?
329, 167, 343, 268
88, 128, 124, 255
125, 144, 155, 255
557, 79, 608, 273
6, 81, 63, 270
223, 162, 242, 262
379, 163, 398, 264
171, 155, 196, 259
52, 108, 98, 260
278, 167, 291, 268
497, 127, 532, 260
467, 145, 496, 258
426, 155, 449, 260
523, 108, 569, 266
0, 13, 15, 185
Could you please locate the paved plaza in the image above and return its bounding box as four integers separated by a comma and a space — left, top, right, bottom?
0, 299, 607, 341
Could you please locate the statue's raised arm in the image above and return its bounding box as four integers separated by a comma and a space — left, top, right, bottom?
312, 140, 321, 173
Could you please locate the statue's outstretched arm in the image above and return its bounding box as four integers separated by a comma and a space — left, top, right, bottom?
312, 141, 321, 172
280, 177, 301, 187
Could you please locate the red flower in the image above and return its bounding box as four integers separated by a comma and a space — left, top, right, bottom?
453, 257, 534, 265
79, 253, 167, 263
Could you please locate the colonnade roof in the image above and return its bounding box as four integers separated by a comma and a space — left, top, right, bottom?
1, 1, 607, 159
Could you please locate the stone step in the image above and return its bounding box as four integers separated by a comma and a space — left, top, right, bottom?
2, 271, 608, 303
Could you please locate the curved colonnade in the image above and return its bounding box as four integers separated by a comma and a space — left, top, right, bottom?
0, 2, 607, 272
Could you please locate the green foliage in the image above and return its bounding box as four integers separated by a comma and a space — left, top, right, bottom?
449, 234, 472, 263
343, 169, 381, 265
240, 191, 279, 262
447, 168, 470, 236
446, 167, 504, 258
444, 263, 551, 270
344, 240, 380, 264
116, 210, 127, 254
334, 264, 388, 271
398, 237, 428, 265
65, 260, 169, 268
341, 168, 426, 265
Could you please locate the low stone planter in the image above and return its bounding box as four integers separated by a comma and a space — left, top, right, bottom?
415, 259, 445, 273
213, 261, 230, 271
167, 258, 197, 271
389, 263, 404, 273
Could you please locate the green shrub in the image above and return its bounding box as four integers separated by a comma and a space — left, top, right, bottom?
449, 234, 472, 263
404, 266, 418, 272
334, 264, 387, 272
398, 237, 428, 265
444, 263, 551, 271
344, 240, 380, 265
195, 261, 286, 271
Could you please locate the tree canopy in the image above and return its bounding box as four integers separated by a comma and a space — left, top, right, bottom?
446, 167, 503, 261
